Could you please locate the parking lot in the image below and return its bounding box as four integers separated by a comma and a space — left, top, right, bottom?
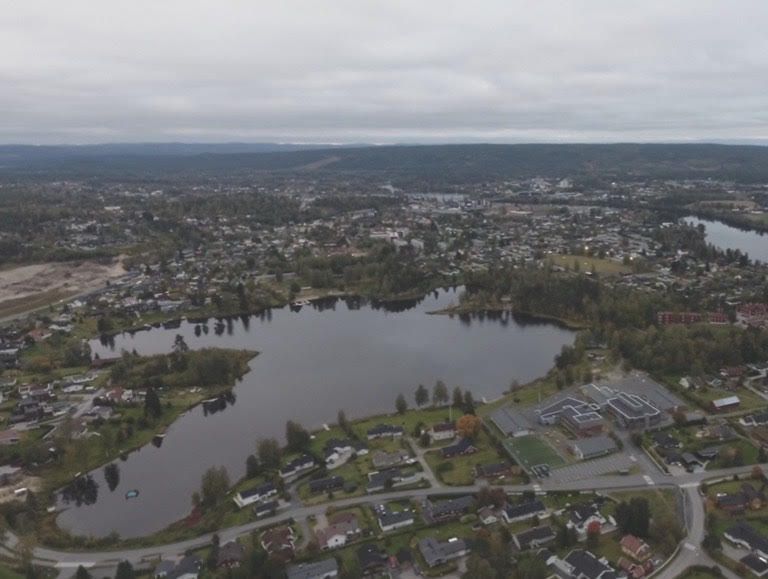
547, 453, 635, 483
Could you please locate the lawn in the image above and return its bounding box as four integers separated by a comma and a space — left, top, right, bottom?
686, 385, 767, 412
705, 438, 760, 470
674, 568, 723, 579
548, 254, 631, 275
0, 565, 22, 579
423, 430, 507, 485
504, 435, 564, 470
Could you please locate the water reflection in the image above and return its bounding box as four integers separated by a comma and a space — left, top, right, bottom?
104, 463, 120, 492
61, 475, 99, 507
59, 287, 575, 538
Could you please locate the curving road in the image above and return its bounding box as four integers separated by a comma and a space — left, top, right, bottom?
3, 461, 764, 575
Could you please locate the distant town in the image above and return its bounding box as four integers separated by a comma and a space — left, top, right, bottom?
1, 153, 768, 579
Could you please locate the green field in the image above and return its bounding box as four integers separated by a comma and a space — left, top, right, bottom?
504, 435, 564, 469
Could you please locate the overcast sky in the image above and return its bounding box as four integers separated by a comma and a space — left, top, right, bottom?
2, 0, 768, 144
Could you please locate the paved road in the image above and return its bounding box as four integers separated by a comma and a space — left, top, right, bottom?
3, 460, 765, 573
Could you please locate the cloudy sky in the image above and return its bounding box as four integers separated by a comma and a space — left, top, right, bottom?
2, 0, 768, 144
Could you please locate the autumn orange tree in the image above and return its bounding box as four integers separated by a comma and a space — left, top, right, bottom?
457, 414, 481, 439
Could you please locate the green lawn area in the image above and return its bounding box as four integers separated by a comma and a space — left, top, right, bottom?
548, 254, 631, 275
686, 385, 767, 412
674, 568, 723, 579
504, 434, 564, 470
0, 565, 22, 579
705, 439, 760, 470
423, 430, 507, 485
349, 407, 456, 440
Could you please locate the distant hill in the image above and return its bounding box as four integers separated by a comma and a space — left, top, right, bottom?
3, 142, 768, 182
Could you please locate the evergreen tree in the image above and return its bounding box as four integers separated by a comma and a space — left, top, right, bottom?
115, 561, 135, 579
144, 387, 163, 419
395, 393, 408, 415
415, 384, 429, 407
432, 380, 449, 406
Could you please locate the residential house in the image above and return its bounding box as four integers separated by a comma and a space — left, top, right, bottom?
513, 525, 556, 551
286, 559, 339, 579
366, 468, 421, 493
475, 462, 516, 479
724, 522, 768, 559
418, 537, 469, 568
372, 449, 410, 470
280, 455, 315, 479
378, 508, 415, 532
441, 438, 477, 459
567, 503, 611, 539
153, 555, 202, 579
429, 422, 457, 442
356, 544, 387, 576
254, 500, 279, 519
316, 513, 361, 550
502, 499, 547, 524
563, 549, 619, 579
261, 526, 296, 560
309, 476, 345, 495
620, 534, 652, 562
233, 481, 277, 508
478, 506, 499, 526
366, 424, 404, 440
424, 496, 475, 523
217, 541, 246, 569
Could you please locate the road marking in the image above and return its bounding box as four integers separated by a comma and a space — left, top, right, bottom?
679, 482, 699, 488
55, 563, 95, 568
643, 475, 655, 486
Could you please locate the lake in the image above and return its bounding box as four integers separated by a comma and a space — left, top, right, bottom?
56, 288, 575, 538
684, 216, 768, 263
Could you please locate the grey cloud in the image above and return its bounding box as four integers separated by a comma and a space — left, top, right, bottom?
1, 0, 768, 143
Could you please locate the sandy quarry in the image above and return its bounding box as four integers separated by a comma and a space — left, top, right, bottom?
0, 257, 127, 305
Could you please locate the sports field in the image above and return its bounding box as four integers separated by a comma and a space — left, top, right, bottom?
504, 435, 564, 470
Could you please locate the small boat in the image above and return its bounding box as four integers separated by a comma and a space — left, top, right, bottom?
125, 489, 140, 500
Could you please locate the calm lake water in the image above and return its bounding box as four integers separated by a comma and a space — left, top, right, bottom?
684, 216, 768, 263
56, 288, 574, 538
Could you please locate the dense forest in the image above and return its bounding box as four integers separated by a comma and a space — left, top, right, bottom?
460, 267, 768, 378
5, 143, 768, 182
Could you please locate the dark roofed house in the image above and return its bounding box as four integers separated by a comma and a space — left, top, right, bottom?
378, 508, 415, 532
233, 481, 277, 508
367, 424, 405, 440
513, 525, 556, 551
425, 495, 475, 523
564, 549, 618, 579
309, 476, 345, 495
154, 554, 202, 578
418, 537, 469, 568
254, 499, 279, 519
725, 521, 768, 559
280, 454, 316, 479
368, 424, 405, 440
740, 553, 768, 577
286, 558, 339, 579
356, 544, 387, 575
652, 432, 681, 450
441, 437, 477, 459
503, 499, 547, 524
475, 461, 516, 479
217, 541, 246, 569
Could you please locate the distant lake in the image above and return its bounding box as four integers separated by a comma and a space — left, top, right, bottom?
56, 288, 574, 538
683, 216, 768, 263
